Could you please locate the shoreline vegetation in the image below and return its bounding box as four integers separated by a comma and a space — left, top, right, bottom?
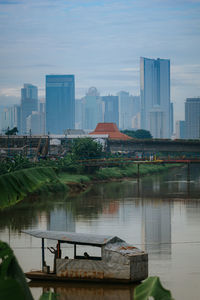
0, 162, 179, 210
0, 138, 181, 209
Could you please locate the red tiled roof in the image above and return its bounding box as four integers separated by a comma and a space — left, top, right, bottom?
90, 123, 132, 140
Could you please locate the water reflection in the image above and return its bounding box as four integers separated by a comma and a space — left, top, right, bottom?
29, 281, 136, 300
0, 164, 200, 300
142, 199, 171, 257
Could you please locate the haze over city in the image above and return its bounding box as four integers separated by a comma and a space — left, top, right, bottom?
0, 0, 200, 122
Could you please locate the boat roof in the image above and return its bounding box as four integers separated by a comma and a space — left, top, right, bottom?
22, 230, 123, 246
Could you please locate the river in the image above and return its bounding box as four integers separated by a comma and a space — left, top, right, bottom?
0, 164, 200, 300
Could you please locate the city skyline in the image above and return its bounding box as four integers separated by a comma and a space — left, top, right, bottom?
0, 0, 200, 123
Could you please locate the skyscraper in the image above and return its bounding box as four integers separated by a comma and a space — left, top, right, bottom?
46, 75, 75, 134
102, 95, 119, 127
82, 87, 103, 130
140, 57, 171, 138
21, 84, 38, 134
185, 98, 200, 139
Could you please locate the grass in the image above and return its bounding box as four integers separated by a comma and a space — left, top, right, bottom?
59, 173, 90, 184
94, 163, 180, 180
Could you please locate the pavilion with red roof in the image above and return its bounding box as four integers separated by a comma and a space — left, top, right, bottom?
90, 123, 132, 140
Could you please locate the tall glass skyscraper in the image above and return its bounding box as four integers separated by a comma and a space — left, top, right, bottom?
140, 57, 171, 138
21, 84, 38, 135
46, 75, 75, 134
185, 98, 200, 139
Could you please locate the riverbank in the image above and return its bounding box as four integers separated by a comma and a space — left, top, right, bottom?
59, 163, 180, 190
0, 163, 180, 209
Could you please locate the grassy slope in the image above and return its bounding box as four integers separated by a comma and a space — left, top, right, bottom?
0, 167, 62, 209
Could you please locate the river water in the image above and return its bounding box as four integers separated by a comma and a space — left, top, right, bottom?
1, 165, 200, 300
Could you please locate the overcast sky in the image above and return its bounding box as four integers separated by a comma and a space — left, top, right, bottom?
0, 0, 200, 121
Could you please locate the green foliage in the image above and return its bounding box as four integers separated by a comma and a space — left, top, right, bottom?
134, 276, 174, 300
0, 155, 34, 175
0, 167, 61, 209
95, 164, 176, 180
59, 173, 90, 184
71, 138, 103, 160
121, 129, 152, 139
0, 241, 58, 300
0, 240, 34, 300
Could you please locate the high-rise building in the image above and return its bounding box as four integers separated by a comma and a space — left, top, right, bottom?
140, 57, 171, 138
82, 87, 103, 130
75, 99, 84, 129
118, 91, 132, 129
185, 98, 200, 139
102, 95, 119, 127
21, 84, 38, 134
170, 102, 174, 137
46, 75, 75, 134
26, 111, 45, 135
117, 92, 140, 130
175, 120, 186, 139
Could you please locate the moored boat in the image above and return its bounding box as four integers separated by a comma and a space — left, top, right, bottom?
22, 230, 148, 283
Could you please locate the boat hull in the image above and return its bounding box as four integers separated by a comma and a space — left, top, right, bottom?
25, 271, 141, 283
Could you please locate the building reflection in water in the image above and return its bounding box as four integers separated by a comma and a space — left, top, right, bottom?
47, 208, 75, 232
142, 199, 172, 257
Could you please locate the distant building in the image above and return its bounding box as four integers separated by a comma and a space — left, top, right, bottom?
175, 120, 186, 139
82, 87, 103, 130
140, 57, 171, 138
0, 108, 9, 133
21, 84, 38, 134
46, 75, 75, 134
26, 111, 45, 135
170, 102, 174, 137
75, 99, 84, 129
102, 95, 119, 127
117, 92, 140, 130
118, 91, 132, 129
185, 98, 200, 139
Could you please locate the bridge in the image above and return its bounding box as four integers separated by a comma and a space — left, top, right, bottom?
108, 139, 200, 154
0, 135, 200, 158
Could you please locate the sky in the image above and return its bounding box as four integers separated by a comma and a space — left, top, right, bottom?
0, 0, 200, 121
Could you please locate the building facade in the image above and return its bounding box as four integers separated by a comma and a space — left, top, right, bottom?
82, 87, 103, 130
46, 75, 75, 134
21, 84, 38, 134
185, 98, 200, 139
102, 95, 119, 127
140, 57, 171, 138
175, 120, 186, 139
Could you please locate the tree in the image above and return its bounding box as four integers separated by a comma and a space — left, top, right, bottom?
134, 129, 152, 139
5, 127, 18, 136
71, 138, 103, 160
121, 129, 152, 139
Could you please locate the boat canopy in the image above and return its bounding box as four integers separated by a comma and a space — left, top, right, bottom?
22, 230, 124, 247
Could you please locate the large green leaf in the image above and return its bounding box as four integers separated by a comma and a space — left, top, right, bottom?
0, 279, 26, 300
0, 241, 34, 300
134, 276, 174, 300
0, 167, 59, 209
